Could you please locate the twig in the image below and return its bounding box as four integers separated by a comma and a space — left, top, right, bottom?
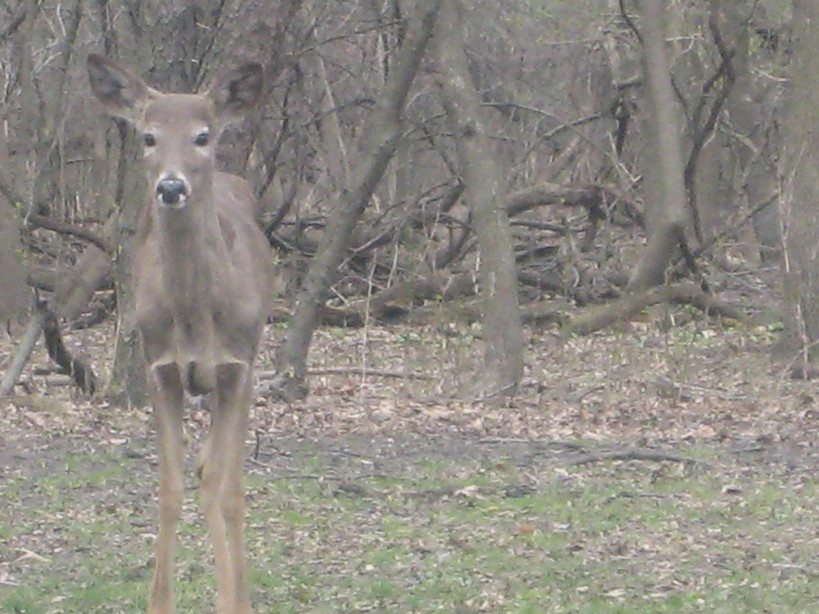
692, 192, 779, 259
471, 381, 518, 404
478, 437, 587, 451
564, 448, 698, 467
247, 459, 386, 483
257, 367, 433, 381
13, 548, 51, 564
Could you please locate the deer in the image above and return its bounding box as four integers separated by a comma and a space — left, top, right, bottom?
87, 54, 272, 614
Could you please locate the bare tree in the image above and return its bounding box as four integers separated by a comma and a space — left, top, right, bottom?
627, 0, 691, 290
714, 0, 781, 262
271, 0, 443, 401
431, 0, 523, 398
0, 0, 799, 399
0, 193, 28, 322
780, 0, 819, 364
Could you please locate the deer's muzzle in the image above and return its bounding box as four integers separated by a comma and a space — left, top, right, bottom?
156, 177, 189, 206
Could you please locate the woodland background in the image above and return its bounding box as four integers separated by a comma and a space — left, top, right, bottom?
8, 2, 819, 613
0, 0, 809, 399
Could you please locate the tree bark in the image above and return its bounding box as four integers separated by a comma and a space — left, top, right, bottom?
431, 0, 523, 398
715, 0, 780, 261
0, 305, 45, 397
0, 191, 29, 323
779, 0, 819, 362
107, 122, 149, 407
271, 1, 443, 400
42, 306, 97, 394
628, 0, 691, 290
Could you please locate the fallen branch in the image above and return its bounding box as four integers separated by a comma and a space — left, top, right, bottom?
563, 283, 747, 336
53, 212, 116, 320
266, 272, 478, 328
257, 367, 433, 380
42, 307, 97, 394
25, 213, 112, 254
564, 448, 697, 466
0, 304, 47, 396
506, 181, 642, 226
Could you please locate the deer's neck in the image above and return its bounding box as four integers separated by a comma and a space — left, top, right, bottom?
155, 194, 225, 333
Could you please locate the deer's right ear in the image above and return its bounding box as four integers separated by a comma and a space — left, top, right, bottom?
208, 62, 264, 123
87, 54, 157, 123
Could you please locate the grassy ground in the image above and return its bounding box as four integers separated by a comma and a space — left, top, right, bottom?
2, 307, 819, 613
3, 432, 818, 613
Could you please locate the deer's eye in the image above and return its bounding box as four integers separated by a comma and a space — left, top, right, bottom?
143, 133, 156, 147
194, 131, 210, 147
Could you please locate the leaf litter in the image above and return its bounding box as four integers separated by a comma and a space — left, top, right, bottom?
2, 297, 819, 611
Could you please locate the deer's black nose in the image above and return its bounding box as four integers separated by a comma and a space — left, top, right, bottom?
156, 178, 187, 205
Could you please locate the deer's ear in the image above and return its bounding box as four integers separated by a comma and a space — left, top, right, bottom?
208, 63, 264, 123
87, 54, 157, 123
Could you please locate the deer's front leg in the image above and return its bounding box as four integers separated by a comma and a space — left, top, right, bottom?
147, 363, 185, 614
199, 362, 253, 614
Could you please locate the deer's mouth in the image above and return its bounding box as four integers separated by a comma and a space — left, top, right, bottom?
156, 176, 190, 208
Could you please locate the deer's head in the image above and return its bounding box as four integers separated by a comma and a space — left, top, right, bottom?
87, 55, 263, 209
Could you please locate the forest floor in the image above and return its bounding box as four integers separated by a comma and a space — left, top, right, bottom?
3, 268, 819, 613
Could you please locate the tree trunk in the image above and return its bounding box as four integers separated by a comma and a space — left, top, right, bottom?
108, 122, 148, 407
779, 0, 819, 363
0, 193, 29, 323
271, 1, 443, 400
691, 0, 736, 248
717, 0, 780, 262
628, 0, 690, 290
431, 0, 523, 399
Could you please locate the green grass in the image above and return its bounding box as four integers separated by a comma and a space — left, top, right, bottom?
2, 442, 818, 613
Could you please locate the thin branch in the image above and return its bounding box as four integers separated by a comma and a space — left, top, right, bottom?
25, 214, 113, 254
683, 10, 737, 241
618, 0, 643, 44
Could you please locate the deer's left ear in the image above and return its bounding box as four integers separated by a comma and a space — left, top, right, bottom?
208, 63, 264, 122
87, 54, 160, 124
